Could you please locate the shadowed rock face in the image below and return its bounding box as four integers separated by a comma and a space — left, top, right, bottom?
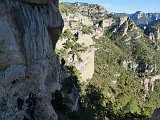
0, 0, 64, 120
149, 108, 160, 120
19, 0, 54, 4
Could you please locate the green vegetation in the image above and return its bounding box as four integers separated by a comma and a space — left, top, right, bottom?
52, 66, 83, 120
58, 3, 160, 120
82, 25, 92, 35
58, 39, 87, 62
59, 23, 160, 120
57, 26, 88, 63
81, 84, 107, 120
60, 29, 73, 40
61, 35, 160, 120
86, 28, 160, 119
60, 3, 78, 14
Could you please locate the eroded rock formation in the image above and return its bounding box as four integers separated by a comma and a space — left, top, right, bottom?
0, 0, 66, 120
19, 0, 52, 4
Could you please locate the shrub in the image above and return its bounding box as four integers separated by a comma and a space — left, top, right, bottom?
82, 25, 92, 35
60, 29, 73, 40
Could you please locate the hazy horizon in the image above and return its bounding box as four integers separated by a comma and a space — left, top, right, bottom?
60, 0, 160, 14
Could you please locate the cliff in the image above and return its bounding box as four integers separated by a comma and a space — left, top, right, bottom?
57, 3, 133, 81
1, 1, 160, 119
56, 2, 160, 119
56, 3, 99, 81
0, 0, 69, 120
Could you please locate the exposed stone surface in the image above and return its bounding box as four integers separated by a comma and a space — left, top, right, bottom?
57, 3, 143, 81
57, 3, 97, 81
149, 108, 160, 120
0, 0, 66, 120
144, 24, 160, 50
117, 11, 160, 28
19, 0, 54, 4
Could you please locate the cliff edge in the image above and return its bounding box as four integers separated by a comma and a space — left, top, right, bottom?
0, 0, 65, 120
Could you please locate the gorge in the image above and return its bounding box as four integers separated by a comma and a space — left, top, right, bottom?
0, 0, 160, 120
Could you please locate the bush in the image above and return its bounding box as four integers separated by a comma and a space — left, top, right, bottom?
60, 29, 73, 40
82, 25, 92, 35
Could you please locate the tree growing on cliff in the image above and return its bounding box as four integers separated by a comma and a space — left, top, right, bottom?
82, 84, 107, 120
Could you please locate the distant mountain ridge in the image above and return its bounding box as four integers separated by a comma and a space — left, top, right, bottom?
116, 11, 160, 27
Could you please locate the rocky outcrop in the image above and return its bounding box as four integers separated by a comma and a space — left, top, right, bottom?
149, 108, 160, 120
122, 60, 138, 71
96, 16, 128, 29
142, 75, 160, 92
122, 59, 158, 92
108, 17, 141, 41
132, 11, 145, 20
58, 3, 142, 81
117, 11, 160, 27
57, 3, 99, 81
144, 24, 160, 50
0, 0, 71, 120
145, 27, 160, 40
19, 0, 53, 4
72, 2, 108, 19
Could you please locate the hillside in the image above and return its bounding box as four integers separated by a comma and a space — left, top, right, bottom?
57, 2, 160, 120
1, 0, 160, 120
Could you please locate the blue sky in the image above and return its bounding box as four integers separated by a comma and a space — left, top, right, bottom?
60, 0, 160, 14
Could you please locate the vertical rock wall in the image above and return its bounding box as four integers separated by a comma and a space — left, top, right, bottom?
0, 0, 64, 120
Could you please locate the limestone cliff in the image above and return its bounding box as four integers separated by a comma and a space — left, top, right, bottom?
0, 0, 69, 120
144, 23, 160, 50
55, 2, 160, 119
57, 3, 133, 81
56, 3, 99, 81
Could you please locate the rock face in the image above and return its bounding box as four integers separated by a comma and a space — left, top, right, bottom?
19, 0, 54, 4
142, 75, 160, 92
149, 108, 160, 120
117, 11, 160, 27
0, 0, 66, 120
108, 17, 141, 41
132, 11, 145, 19
57, 3, 141, 81
72, 2, 108, 19
57, 3, 99, 81
144, 23, 160, 49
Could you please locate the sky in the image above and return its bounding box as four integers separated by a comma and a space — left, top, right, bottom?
60, 0, 160, 14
